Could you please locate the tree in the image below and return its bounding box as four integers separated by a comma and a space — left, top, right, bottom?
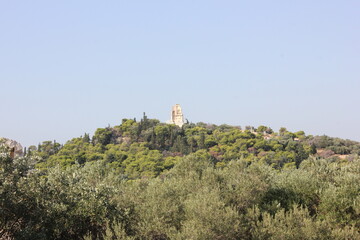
279, 127, 287, 136
92, 128, 113, 146
257, 125, 268, 134
83, 133, 90, 143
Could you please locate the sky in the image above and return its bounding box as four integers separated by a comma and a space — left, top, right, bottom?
0, 1, 359, 147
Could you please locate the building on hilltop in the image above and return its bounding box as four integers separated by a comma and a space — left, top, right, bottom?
169, 104, 185, 127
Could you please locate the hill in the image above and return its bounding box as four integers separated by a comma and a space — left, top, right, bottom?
1, 116, 360, 239
29, 115, 360, 178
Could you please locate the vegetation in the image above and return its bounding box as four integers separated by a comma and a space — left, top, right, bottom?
1, 116, 360, 239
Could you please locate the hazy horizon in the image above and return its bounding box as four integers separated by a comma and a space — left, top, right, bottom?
1, 1, 359, 147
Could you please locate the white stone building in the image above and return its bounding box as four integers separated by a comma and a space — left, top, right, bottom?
170, 104, 185, 127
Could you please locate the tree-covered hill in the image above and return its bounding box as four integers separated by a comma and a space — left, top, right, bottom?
32, 115, 360, 178
2, 116, 360, 239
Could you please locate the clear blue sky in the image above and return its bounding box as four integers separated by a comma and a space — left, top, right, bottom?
1, 1, 359, 147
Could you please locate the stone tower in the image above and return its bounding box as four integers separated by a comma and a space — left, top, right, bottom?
170, 104, 185, 127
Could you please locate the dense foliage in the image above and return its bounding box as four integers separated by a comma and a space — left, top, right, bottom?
2, 116, 360, 239
32, 115, 322, 175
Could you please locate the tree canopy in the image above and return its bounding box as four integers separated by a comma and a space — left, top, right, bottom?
2, 116, 360, 239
